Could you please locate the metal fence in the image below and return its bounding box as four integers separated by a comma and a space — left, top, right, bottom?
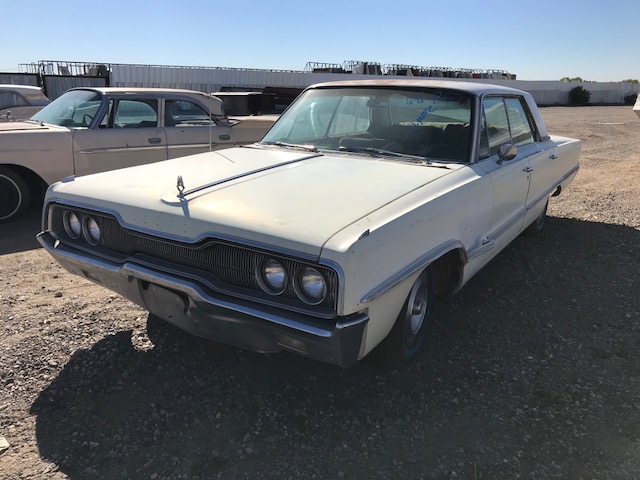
0, 73, 40, 87
42, 75, 107, 100
8, 60, 640, 106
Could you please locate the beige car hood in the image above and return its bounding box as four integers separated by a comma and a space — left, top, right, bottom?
49, 146, 457, 257
0, 120, 52, 132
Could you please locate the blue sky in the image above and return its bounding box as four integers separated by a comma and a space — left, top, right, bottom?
3, 0, 638, 82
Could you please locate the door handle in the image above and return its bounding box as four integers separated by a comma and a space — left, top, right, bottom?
148, 137, 162, 144
549, 154, 558, 159
523, 166, 533, 173
218, 134, 231, 140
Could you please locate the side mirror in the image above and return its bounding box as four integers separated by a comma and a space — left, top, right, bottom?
497, 143, 518, 164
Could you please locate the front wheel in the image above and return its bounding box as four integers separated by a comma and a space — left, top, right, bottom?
0, 167, 30, 223
373, 267, 435, 369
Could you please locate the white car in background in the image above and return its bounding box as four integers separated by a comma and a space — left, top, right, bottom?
0, 87, 276, 222
0, 84, 50, 122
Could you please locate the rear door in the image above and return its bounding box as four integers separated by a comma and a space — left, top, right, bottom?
73, 97, 168, 177
163, 98, 233, 158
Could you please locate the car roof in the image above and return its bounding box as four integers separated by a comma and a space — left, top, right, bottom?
0, 84, 44, 93
307, 79, 528, 96
68, 87, 226, 115
71, 86, 216, 97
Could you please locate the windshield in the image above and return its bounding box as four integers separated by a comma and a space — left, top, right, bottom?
262, 87, 473, 162
31, 90, 103, 129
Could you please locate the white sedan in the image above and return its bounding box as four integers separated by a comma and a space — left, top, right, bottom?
38, 79, 581, 368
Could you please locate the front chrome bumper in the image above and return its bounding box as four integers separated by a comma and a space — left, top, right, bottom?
37, 232, 368, 367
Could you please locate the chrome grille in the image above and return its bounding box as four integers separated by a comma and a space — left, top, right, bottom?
49, 204, 338, 315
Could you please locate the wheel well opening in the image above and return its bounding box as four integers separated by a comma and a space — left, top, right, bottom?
1, 165, 47, 203
432, 248, 465, 297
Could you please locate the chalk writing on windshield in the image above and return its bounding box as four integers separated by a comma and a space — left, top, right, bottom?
412, 92, 465, 125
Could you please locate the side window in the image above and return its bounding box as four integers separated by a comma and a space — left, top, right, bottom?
504, 97, 534, 146
479, 96, 535, 159
165, 100, 214, 127
0, 91, 28, 109
481, 97, 511, 157
112, 99, 158, 128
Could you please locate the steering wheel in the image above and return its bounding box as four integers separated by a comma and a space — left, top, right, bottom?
82, 114, 94, 127
403, 129, 429, 150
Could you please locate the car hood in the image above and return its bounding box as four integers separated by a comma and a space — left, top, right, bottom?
0, 120, 56, 132
49, 146, 459, 258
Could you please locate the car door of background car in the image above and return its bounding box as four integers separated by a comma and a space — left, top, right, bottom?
163, 99, 233, 158
476, 96, 534, 251
72, 98, 168, 177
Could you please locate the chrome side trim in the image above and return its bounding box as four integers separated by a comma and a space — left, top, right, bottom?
525, 164, 580, 211
486, 207, 525, 242
483, 164, 581, 244
360, 240, 466, 304
75, 146, 167, 154
467, 241, 494, 261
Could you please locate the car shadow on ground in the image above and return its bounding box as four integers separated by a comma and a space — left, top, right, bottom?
0, 205, 42, 255
30, 217, 640, 479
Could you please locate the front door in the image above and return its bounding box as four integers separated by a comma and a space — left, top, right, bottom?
477, 96, 536, 248
73, 98, 168, 177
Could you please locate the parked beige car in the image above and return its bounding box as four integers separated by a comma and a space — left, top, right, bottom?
0, 84, 50, 122
0, 87, 276, 222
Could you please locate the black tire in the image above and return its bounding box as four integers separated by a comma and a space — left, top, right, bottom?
0, 167, 30, 223
373, 267, 435, 369
523, 200, 548, 236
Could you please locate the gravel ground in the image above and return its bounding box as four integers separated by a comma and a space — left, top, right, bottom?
1, 106, 639, 479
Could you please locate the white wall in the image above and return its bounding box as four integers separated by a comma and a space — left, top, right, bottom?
111, 65, 640, 106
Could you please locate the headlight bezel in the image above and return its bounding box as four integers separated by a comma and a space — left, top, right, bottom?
294, 266, 328, 305
256, 258, 288, 295
63, 211, 82, 239
83, 216, 101, 245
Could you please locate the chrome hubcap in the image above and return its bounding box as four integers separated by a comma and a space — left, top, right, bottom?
406, 277, 428, 336
0, 174, 21, 220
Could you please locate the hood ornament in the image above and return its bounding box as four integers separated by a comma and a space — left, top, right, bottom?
177, 175, 185, 197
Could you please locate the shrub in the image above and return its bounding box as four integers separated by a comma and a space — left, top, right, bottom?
624, 93, 637, 105
568, 86, 591, 106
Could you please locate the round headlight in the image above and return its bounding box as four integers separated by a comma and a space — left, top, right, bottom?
84, 217, 101, 245
296, 267, 327, 305
64, 211, 82, 239
258, 259, 287, 295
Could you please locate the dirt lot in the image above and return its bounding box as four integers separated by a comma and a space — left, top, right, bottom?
1, 106, 639, 479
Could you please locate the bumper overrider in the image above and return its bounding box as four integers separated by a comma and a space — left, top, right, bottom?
37, 232, 368, 367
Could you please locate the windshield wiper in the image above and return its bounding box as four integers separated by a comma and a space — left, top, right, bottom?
24, 119, 46, 126
259, 141, 319, 153
337, 145, 440, 165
